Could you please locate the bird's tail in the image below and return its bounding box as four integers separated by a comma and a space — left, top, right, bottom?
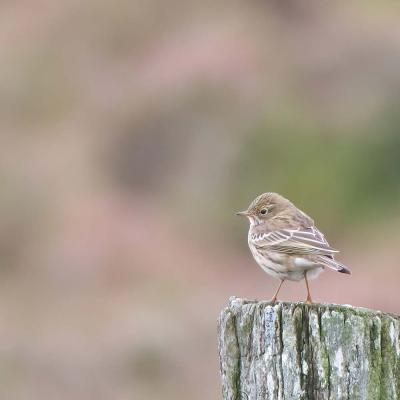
317, 256, 351, 274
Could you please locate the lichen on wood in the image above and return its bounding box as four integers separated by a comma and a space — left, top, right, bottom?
218, 297, 400, 400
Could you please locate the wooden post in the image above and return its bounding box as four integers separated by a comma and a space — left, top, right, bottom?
218, 297, 400, 400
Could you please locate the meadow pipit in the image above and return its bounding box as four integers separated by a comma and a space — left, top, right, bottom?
237, 193, 350, 304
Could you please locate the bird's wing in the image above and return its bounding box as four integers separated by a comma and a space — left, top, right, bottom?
251, 227, 339, 256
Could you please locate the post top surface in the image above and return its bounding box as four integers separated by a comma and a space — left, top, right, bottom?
227, 296, 399, 320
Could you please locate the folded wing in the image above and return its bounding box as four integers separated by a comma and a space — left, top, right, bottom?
251, 227, 339, 256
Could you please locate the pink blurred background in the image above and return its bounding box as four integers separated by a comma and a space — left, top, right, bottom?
1, 1, 400, 399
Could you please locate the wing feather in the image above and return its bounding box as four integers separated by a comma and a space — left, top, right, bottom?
251, 227, 338, 256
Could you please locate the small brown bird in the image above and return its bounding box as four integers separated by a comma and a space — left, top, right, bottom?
237, 193, 350, 304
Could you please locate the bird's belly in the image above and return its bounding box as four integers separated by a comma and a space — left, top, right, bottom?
249, 244, 324, 281
249, 246, 288, 280
293, 257, 317, 269
292, 257, 324, 280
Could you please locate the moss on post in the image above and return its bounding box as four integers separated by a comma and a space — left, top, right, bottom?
218, 297, 400, 400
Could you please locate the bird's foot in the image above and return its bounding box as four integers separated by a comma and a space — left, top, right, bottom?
269, 296, 277, 305
305, 296, 313, 305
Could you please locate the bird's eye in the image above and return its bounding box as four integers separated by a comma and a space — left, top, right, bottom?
260, 208, 268, 215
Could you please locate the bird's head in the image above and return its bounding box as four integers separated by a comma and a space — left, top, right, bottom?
236, 192, 293, 226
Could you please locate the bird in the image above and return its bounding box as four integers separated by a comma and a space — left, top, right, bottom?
236, 192, 350, 304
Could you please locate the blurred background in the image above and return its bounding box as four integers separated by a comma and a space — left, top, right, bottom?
1, 0, 400, 399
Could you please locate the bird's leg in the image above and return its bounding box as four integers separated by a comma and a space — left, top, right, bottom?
304, 273, 312, 304
270, 280, 285, 304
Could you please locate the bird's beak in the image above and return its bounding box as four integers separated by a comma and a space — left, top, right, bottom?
236, 210, 250, 217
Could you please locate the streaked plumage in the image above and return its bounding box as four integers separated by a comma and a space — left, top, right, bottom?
237, 192, 350, 303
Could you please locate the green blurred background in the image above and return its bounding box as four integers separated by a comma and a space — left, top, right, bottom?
1, 1, 400, 399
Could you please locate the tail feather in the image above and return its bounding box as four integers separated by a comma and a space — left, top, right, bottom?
317, 256, 351, 275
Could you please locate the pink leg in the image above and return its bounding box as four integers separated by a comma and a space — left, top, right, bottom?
304, 273, 312, 304
270, 280, 285, 304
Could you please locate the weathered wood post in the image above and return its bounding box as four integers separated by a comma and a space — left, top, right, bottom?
218, 297, 400, 400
